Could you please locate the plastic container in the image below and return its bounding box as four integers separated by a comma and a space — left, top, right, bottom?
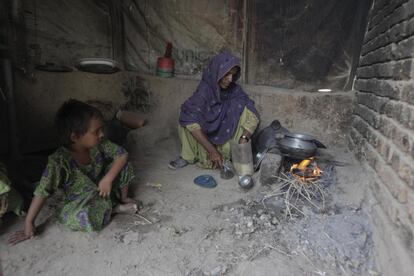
156, 57, 174, 77
231, 140, 254, 176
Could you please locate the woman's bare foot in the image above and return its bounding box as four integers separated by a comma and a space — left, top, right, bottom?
113, 203, 138, 214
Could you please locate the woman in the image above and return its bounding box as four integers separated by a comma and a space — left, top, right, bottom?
169, 52, 259, 169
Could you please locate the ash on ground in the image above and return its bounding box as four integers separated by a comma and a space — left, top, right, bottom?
210, 163, 377, 276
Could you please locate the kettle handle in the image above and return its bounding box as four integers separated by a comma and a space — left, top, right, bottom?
313, 139, 327, 148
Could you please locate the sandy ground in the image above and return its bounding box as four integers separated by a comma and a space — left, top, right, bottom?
0, 139, 377, 276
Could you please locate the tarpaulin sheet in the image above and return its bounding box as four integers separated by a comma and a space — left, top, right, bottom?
122, 0, 244, 76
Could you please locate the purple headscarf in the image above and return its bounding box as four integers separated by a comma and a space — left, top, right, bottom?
179, 52, 259, 145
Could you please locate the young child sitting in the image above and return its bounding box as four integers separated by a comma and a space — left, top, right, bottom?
1, 162, 24, 226
10, 99, 138, 245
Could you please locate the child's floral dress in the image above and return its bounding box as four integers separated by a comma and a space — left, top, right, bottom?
34, 140, 134, 232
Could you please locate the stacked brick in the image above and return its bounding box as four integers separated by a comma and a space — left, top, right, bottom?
349, 0, 414, 247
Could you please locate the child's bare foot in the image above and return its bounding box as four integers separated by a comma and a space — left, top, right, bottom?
121, 197, 143, 210
121, 197, 136, 204
113, 203, 138, 214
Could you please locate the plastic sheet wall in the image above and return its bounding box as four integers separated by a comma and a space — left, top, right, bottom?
16, 0, 370, 87
21, 0, 112, 68
122, 0, 244, 77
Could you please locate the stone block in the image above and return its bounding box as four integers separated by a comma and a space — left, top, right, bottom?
258, 153, 282, 186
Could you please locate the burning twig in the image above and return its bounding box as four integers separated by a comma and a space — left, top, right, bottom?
260, 157, 332, 219
266, 171, 326, 219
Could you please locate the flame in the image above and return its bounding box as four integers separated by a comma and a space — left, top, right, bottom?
290, 157, 322, 182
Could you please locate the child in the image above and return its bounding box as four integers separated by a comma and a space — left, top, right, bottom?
9, 99, 138, 245
0, 162, 24, 225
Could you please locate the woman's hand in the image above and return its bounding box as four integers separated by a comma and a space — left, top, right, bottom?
9, 221, 35, 245
98, 178, 113, 197
209, 148, 223, 169
188, 128, 223, 169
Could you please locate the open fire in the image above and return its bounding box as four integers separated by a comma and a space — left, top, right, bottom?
289, 157, 322, 182
267, 155, 334, 219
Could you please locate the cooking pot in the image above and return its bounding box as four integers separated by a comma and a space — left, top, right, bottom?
278, 133, 326, 159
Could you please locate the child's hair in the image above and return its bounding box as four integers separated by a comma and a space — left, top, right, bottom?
55, 99, 104, 147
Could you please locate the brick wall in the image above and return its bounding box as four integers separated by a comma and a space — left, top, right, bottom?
349, 0, 414, 253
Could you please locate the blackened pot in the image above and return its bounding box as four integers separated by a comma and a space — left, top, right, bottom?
278, 133, 321, 159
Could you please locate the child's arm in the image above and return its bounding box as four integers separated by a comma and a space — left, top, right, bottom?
9, 195, 47, 245
98, 153, 128, 197
116, 110, 147, 129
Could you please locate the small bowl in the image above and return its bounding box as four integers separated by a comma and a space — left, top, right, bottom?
220, 161, 235, 179
238, 175, 254, 189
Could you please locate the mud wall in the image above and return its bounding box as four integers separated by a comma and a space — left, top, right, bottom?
14, 72, 128, 153
14, 72, 352, 154
349, 0, 414, 273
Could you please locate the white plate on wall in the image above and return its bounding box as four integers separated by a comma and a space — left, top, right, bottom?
76, 58, 120, 74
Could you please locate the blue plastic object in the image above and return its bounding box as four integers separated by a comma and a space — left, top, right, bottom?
193, 175, 217, 188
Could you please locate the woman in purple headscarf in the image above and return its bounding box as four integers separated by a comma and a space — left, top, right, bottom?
169, 52, 260, 169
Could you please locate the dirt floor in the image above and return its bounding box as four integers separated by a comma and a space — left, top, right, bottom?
0, 138, 380, 276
